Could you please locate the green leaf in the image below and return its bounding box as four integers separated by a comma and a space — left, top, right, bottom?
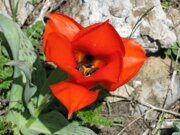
172, 132, 180, 135
8, 110, 96, 135
6, 60, 37, 104
25, 111, 68, 134
165, 49, 172, 56
6, 111, 40, 135
0, 14, 20, 60
129, 6, 154, 37
172, 48, 178, 55
20, 127, 40, 135
37, 68, 68, 108
77, 104, 113, 127
54, 122, 97, 135
25, 111, 96, 135
174, 122, 180, 132
6, 111, 27, 128
0, 44, 13, 91
24, 21, 44, 46
0, 14, 37, 110
6, 61, 32, 83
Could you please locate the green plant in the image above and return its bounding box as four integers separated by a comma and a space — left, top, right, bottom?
165, 42, 180, 74
161, 0, 171, 9
9, 0, 19, 22
24, 21, 44, 46
77, 104, 113, 127
0, 38, 13, 91
165, 42, 180, 57
0, 116, 12, 134
24, 21, 45, 60
0, 14, 97, 135
129, 6, 154, 38
172, 122, 180, 135
28, 0, 41, 6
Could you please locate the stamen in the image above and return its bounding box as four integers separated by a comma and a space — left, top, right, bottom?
74, 51, 105, 76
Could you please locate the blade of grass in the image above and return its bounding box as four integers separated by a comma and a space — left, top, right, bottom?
9, 0, 19, 22
129, 6, 154, 38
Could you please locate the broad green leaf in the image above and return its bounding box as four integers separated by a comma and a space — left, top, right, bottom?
37, 68, 68, 108
6, 60, 32, 83
25, 111, 69, 134
172, 48, 178, 55
172, 132, 180, 135
165, 49, 171, 56
0, 14, 37, 110
25, 111, 96, 135
6, 111, 27, 128
0, 14, 19, 60
6, 60, 37, 104
20, 127, 40, 135
31, 56, 46, 91
6, 111, 40, 135
174, 122, 180, 132
54, 122, 97, 135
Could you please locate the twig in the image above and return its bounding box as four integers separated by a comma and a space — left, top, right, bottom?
171, 47, 180, 92
140, 100, 180, 117
105, 100, 112, 116
117, 109, 152, 135
109, 94, 180, 117
117, 116, 142, 135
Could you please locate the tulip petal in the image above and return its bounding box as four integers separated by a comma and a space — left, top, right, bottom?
43, 20, 54, 51
43, 13, 83, 50
44, 33, 82, 78
77, 52, 122, 83
72, 21, 125, 56
47, 13, 83, 40
50, 81, 99, 118
105, 38, 147, 91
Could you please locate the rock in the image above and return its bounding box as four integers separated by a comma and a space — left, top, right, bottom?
60, 0, 177, 52
0, 0, 34, 25
106, 85, 135, 103
133, 57, 180, 119
34, 0, 65, 23
167, 7, 180, 41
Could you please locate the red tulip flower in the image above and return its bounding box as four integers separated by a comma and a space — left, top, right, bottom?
43, 13, 146, 118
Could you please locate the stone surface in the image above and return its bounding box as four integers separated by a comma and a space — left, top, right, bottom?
106, 85, 135, 103
0, 0, 34, 25
167, 7, 180, 41
133, 57, 180, 119
60, 0, 177, 52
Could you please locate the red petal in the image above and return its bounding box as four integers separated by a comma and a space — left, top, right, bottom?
77, 52, 123, 83
105, 38, 147, 91
43, 13, 83, 50
50, 81, 99, 118
47, 13, 83, 40
72, 21, 125, 56
44, 33, 82, 79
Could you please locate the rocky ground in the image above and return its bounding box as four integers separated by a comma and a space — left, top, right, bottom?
0, 0, 179, 135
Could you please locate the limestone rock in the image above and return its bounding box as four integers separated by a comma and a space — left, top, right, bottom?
106, 85, 135, 103
167, 7, 180, 41
133, 57, 180, 119
0, 0, 34, 25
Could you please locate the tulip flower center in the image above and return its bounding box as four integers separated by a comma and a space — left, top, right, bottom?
74, 51, 106, 76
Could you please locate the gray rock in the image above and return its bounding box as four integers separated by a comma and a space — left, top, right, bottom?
167, 7, 180, 41
0, 0, 34, 25
60, 0, 177, 52
133, 57, 180, 119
